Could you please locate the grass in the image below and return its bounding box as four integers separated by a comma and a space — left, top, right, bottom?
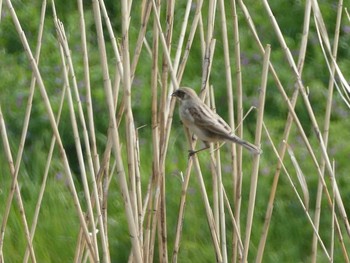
1, 0, 350, 262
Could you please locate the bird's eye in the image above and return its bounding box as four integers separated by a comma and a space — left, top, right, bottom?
176, 90, 186, 99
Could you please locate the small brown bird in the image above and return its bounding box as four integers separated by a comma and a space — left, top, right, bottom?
172, 87, 262, 156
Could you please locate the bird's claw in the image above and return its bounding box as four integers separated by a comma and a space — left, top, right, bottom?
188, 150, 196, 158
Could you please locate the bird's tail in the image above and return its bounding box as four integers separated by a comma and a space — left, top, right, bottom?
228, 135, 262, 155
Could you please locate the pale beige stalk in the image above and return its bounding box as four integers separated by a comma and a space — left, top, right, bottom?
262, 123, 331, 260
229, 0, 243, 260
92, 0, 142, 261
5, 0, 97, 260
242, 45, 269, 262
0, 107, 37, 263
256, 1, 311, 260
312, 0, 348, 261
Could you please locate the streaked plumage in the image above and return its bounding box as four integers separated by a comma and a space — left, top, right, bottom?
172, 87, 261, 155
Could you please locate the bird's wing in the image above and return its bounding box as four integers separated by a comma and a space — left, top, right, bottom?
188, 103, 232, 136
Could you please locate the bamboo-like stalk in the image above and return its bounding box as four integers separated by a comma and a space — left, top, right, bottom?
54, 17, 101, 260
0, 0, 3, 23
77, 0, 99, 174
115, 0, 152, 126
166, 0, 192, 95
6, 1, 46, 261
200, 0, 216, 93
331, 162, 336, 263
192, 153, 223, 263
222, 186, 243, 254
121, 0, 140, 247
24, 79, 66, 263
130, 0, 152, 83
98, 0, 123, 77
142, 178, 154, 263
171, 158, 194, 263
229, 1, 242, 261
134, 126, 144, 253
147, 1, 160, 261
57, 6, 111, 256
0, 107, 37, 263
211, 87, 228, 263
256, 1, 312, 260
242, 44, 269, 262
147, 9, 187, 261
311, 0, 350, 105
2, 0, 350, 261
311, 0, 344, 262
91, 0, 142, 261
262, 124, 331, 260
238, 0, 346, 240
261, 0, 350, 235
312, 9, 350, 263
5, 0, 97, 260
157, 0, 175, 260
176, 0, 203, 82
150, 0, 181, 162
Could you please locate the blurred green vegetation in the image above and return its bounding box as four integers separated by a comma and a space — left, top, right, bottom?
1, 0, 350, 262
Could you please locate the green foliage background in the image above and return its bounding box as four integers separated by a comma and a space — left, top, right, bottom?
0, 0, 350, 262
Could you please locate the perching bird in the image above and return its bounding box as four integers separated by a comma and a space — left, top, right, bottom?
172, 87, 261, 156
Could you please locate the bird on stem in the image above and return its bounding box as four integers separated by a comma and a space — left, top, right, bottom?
172, 87, 262, 156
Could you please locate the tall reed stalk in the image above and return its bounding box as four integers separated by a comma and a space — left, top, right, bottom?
0, 0, 349, 262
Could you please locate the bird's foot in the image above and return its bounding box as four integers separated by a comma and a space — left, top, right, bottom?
188, 149, 197, 158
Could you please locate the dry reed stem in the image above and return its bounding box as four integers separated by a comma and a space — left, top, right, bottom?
147, 8, 187, 261
134, 126, 144, 259
286, 144, 310, 210
98, 0, 123, 77
331, 161, 336, 262
238, 0, 348, 243
157, 1, 176, 260
2, 1, 47, 259
229, 1, 243, 260
54, 16, 102, 259
256, 1, 312, 259
311, 1, 350, 101
147, 1, 161, 261
222, 186, 243, 254
262, 124, 331, 261
314, 10, 350, 106
311, 0, 344, 261
0, 0, 2, 23
24, 85, 66, 263
92, 0, 142, 261
200, 0, 216, 94
192, 154, 223, 263
262, 0, 350, 235
206, 87, 227, 262
74, 0, 110, 256
131, 0, 152, 82
172, 158, 194, 263
115, 0, 152, 126
242, 44, 269, 262
21, 3, 50, 261
4, 0, 97, 261
120, 0, 140, 255
165, 0, 192, 118
314, 15, 350, 263
78, 0, 99, 173
150, 0, 180, 160
1, 0, 350, 261
176, 0, 203, 82
0, 107, 36, 263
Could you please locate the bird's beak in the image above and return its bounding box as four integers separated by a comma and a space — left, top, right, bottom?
171, 91, 177, 97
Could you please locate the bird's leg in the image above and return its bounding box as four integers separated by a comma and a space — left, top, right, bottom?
188, 142, 210, 157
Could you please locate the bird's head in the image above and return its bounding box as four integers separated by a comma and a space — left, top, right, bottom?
172, 87, 198, 102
